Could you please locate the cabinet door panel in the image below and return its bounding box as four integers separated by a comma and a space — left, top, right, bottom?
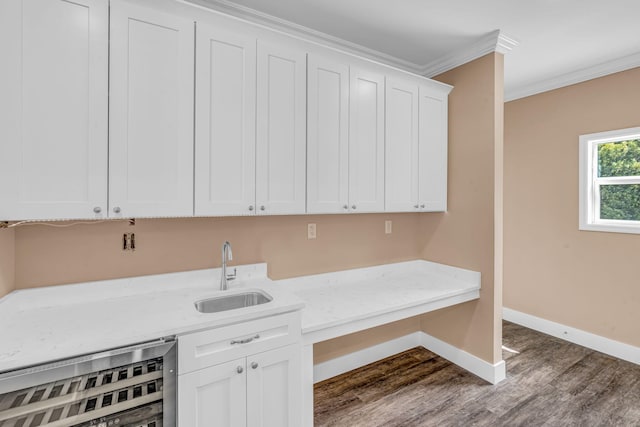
195, 27, 256, 216
109, 0, 194, 218
179, 358, 247, 427
419, 87, 448, 212
247, 344, 301, 427
385, 78, 419, 212
0, 0, 108, 220
349, 69, 385, 212
256, 42, 306, 215
307, 56, 349, 214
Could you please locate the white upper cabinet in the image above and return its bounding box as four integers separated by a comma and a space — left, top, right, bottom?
256, 42, 307, 215
195, 26, 256, 216
349, 68, 386, 212
307, 60, 386, 214
1, 0, 449, 221
385, 77, 420, 212
0, 0, 108, 221
307, 55, 349, 214
419, 85, 449, 212
109, 0, 195, 218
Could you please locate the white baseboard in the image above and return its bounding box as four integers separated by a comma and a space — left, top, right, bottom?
503, 307, 640, 366
420, 332, 506, 384
313, 332, 422, 383
313, 331, 505, 385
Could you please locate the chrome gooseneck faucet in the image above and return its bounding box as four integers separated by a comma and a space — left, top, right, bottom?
220, 241, 236, 290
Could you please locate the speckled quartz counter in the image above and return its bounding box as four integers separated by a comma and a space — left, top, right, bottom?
275, 260, 481, 344
0, 259, 479, 375
0, 264, 303, 373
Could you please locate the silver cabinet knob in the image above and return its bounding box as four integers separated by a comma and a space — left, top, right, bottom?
260, 205, 265, 211
248, 205, 254, 211
351, 205, 356, 210
251, 362, 258, 369
343, 205, 348, 209
93, 207, 102, 214
237, 366, 244, 374
113, 207, 121, 214
414, 204, 419, 209
420, 204, 425, 208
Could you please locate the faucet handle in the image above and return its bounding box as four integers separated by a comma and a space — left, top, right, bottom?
226, 268, 237, 281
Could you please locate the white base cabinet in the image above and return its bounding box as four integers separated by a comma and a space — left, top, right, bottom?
179, 357, 248, 427
178, 312, 302, 427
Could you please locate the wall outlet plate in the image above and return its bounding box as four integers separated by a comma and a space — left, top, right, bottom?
307, 223, 317, 239
385, 220, 392, 234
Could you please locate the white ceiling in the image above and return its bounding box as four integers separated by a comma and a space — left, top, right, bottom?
215, 0, 640, 100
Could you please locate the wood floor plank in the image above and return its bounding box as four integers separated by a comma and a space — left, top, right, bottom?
314, 321, 640, 426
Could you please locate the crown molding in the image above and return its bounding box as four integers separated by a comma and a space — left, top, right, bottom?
182, 0, 424, 73
506, 50, 640, 102
420, 30, 519, 77
496, 32, 519, 55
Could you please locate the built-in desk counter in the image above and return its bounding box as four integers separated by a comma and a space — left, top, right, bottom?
265, 260, 482, 426
273, 260, 480, 344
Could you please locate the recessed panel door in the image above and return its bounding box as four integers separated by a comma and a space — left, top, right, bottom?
109, 0, 195, 218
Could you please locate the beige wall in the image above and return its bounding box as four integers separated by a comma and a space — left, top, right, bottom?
0, 228, 15, 297
420, 53, 504, 364
504, 67, 640, 347
13, 213, 423, 288
313, 316, 421, 364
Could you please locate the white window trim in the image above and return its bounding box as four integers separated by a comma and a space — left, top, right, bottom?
579, 126, 640, 235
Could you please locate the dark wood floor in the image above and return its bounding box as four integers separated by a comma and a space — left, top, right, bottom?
314, 321, 640, 426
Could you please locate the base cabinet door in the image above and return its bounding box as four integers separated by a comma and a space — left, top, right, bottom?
247, 345, 301, 427
178, 358, 247, 427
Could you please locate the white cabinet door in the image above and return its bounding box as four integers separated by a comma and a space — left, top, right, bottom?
419, 86, 449, 212
307, 55, 349, 214
247, 344, 302, 427
195, 26, 256, 217
109, 0, 194, 218
349, 68, 385, 213
0, 0, 108, 221
256, 42, 307, 215
385, 77, 419, 212
179, 358, 247, 427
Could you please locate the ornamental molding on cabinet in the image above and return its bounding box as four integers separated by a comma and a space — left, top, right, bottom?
420, 30, 519, 78
185, 0, 518, 78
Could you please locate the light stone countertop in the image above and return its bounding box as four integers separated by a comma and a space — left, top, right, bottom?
0, 259, 480, 373
275, 260, 481, 343
0, 263, 302, 373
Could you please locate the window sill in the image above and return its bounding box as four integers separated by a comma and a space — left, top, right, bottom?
579, 221, 640, 235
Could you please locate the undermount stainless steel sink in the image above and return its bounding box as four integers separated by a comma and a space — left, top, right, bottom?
194, 290, 273, 314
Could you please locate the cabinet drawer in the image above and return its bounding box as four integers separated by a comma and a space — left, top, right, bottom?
178, 311, 301, 374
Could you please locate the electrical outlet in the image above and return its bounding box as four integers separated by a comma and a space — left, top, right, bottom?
385, 220, 392, 234
122, 233, 136, 251
307, 223, 317, 239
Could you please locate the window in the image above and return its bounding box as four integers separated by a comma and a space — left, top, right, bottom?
579, 127, 640, 234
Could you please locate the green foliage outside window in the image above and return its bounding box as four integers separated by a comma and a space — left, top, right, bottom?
597, 139, 640, 221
